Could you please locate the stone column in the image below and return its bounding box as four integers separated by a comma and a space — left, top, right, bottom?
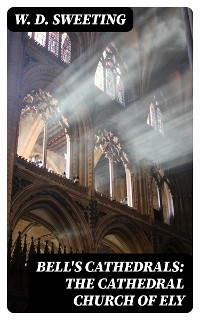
109, 158, 114, 199
42, 123, 48, 168
125, 167, 133, 207
158, 187, 163, 212
87, 133, 95, 191
64, 134, 70, 178
7, 32, 24, 230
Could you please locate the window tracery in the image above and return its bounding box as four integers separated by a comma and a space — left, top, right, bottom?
27, 32, 71, 65
21, 89, 68, 130
61, 32, 71, 64
48, 32, 59, 57
94, 129, 129, 167
94, 46, 125, 106
147, 92, 165, 135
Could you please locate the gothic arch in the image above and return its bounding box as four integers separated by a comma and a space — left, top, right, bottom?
95, 214, 153, 253
18, 62, 94, 185
10, 184, 93, 252
158, 237, 190, 254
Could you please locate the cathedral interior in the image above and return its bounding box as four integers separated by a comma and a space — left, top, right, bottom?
7, 7, 193, 311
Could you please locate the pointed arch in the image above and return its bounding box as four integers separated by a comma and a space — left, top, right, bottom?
95, 214, 153, 253
10, 184, 94, 252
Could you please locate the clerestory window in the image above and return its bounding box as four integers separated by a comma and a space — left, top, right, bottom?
94, 46, 125, 106
147, 92, 164, 135
27, 32, 71, 64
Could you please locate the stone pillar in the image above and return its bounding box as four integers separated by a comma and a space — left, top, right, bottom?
137, 163, 144, 212
87, 133, 95, 191
146, 172, 154, 220
71, 133, 79, 181
7, 32, 24, 230
109, 158, 114, 199
42, 123, 48, 168
158, 187, 163, 212
133, 167, 138, 211
125, 167, 133, 207
64, 134, 71, 178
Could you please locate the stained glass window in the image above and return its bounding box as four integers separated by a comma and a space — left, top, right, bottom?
106, 68, 115, 99
157, 107, 164, 134
61, 33, 71, 64
150, 103, 157, 129
27, 32, 71, 65
34, 32, 46, 47
94, 46, 125, 106
95, 60, 104, 91
147, 94, 164, 135
48, 32, 59, 57
116, 75, 125, 104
